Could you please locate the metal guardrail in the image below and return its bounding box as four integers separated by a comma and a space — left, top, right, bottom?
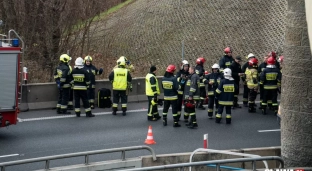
0, 145, 156, 171
121, 156, 284, 171
189, 148, 269, 171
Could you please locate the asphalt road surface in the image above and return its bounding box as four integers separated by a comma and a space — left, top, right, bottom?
0, 95, 281, 171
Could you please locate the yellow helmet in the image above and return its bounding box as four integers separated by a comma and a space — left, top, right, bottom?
117, 57, 126, 66
84, 55, 93, 63
60, 54, 71, 63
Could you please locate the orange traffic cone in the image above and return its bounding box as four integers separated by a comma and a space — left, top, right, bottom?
144, 125, 156, 145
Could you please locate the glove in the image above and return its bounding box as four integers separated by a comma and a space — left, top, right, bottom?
154, 94, 158, 102
99, 68, 103, 75
126, 60, 131, 65
56, 80, 61, 89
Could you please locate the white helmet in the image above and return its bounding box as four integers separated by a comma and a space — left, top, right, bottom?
182, 60, 189, 65
74, 57, 84, 69
223, 68, 232, 77
212, 63, 220, 69
247, 53, 255, 59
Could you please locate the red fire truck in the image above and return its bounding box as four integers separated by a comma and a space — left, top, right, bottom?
0, 29, 24, 128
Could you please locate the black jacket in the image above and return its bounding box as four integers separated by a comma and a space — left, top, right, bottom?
54, 62, 71, 88
219, 55, 234, 72
176, 69, 190, 94
70, 67, 91, 90
162, 73, 179, 100
204, 72, 223, 96
230, 61, 242, 82
260, 66, 282, 89
83, 64, 102, 88
216, 78, 238, 106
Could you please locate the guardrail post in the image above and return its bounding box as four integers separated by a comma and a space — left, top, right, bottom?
1, 166, 5, 171
216, 163, 220, 171
252, 161, 256, 171
121, 150, 126, 161
45, 160, 50, 170
85, 155, 89, 165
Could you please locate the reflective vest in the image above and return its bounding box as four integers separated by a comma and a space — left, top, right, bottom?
145, 73, 160, 96
112, 68, 128, 90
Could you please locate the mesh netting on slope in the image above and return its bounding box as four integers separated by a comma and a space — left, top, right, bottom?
88, 0, 287, 76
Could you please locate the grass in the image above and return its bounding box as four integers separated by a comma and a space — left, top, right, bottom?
71, 0, 134, 32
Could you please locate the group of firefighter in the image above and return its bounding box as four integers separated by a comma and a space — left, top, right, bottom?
53, 54, 134, 117
146, 47, 282, 129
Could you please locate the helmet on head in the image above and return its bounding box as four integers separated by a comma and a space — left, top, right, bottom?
212, 63, 220, 69
166, 64, 176, 73
223, 68, 232, 77
84, 56, 93, 63
224, 47, 232, 53
267, 51, 277, 58
196, 57, 206, 65
247, 53, 255, 59
248, 58, 258, 66
182, 60, 189, 65
60, 54, 71, 63
117, 57, 126, 66
278, 56, 284, 63
74, 57, 84, 69
267, 57, 276, 65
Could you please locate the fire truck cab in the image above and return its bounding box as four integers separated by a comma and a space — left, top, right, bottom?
0, 29, 24, 128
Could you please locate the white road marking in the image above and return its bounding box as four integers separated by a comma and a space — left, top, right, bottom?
258, 129, 281, 132
19, 100, 277, 122
0, 154, 19, 158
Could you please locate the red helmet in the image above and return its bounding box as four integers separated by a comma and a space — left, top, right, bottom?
204, 71, 209, 75
196, 57, 206, 65
248, 58, 258, 66
267, 51, 276, 58
166, 64, 176, 73
267, 57, 276, 65
224, 47, 232, 53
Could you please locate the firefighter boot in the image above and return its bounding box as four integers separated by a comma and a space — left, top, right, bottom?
147, 116, 157, 121
56, 108, 61, 114
86, 111, 95, 117
208, 112, 213, 119
154, 113, 162, 120
184, 113, 189, 123
112, 107, 117, 115
177, 111, 181, 121
67, 105, 74, 110
197, 100, 205, 110
75, 111, 81, 117
163, 118, 167, 126
226, 114, 231, 124
90, 103, 95, 109
215, 114, 222, 124
61, 109, 71, 114
248, 103, 256, 113
187, 115, 198, 129
262, 107, 267, 115
122, 107, 127, 116
173, 117, 181, 127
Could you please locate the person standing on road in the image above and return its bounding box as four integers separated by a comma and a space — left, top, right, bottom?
258, 55, 268, 109
145, 65, 161, 121
245, 58, 259, 113
195, 57, 206, 110
109, 57, 132, 116
161, 65, 180, 127
203, 64, 223, 119
219, 47, 234, 73
176, 60, 190, 120
215, 68, 238, 124
230, 56, 244, 109
241, 53, 257, 107
83, 55, 103, 109
54, 54, 72, 115
184, 66, 200, 128
71, 57, 94, 117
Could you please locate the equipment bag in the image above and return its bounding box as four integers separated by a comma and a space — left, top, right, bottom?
98, 88, 112, 108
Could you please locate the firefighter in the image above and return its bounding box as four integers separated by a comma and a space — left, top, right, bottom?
83, 55, 103, 109
245, 58, 259, 113
176, 60, 190, 120
258, 55, 269, 109
109, 57, 132, 116
260, 57, 282, 115
145, 65, 161, 121
203, 64, 223, 119
161, 65, 180, 127
68, 60, 74, 110
241, 53, 257, 107
219, 47, 234, 73
215, 68, 238, 124
195, 57, 206, 110
230, 56, 244, 109
54, 54, 72, 114
70, 57, 94, 117
184, 66, 200, 128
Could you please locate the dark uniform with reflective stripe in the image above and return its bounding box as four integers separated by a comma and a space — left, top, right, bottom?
219, 55, 234, 73
176, 69, 189, 119
241, 62, 249, 106
161, 74, 179, 127
54, 62, 71, 114
195, 64, 206, 109
215, 78, 238, 124
83, 64, 102, 108
230, 61, 243, 107
71, 67, 93, 117
109, 67, 132, 115
68, 65, 74, 110
203, 72, 223, 118
260, 65, 282, 114
184, 73, 200, 128
145, 73, 161, 121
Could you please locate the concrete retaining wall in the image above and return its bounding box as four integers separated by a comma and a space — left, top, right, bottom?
20, 77, 244, 111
